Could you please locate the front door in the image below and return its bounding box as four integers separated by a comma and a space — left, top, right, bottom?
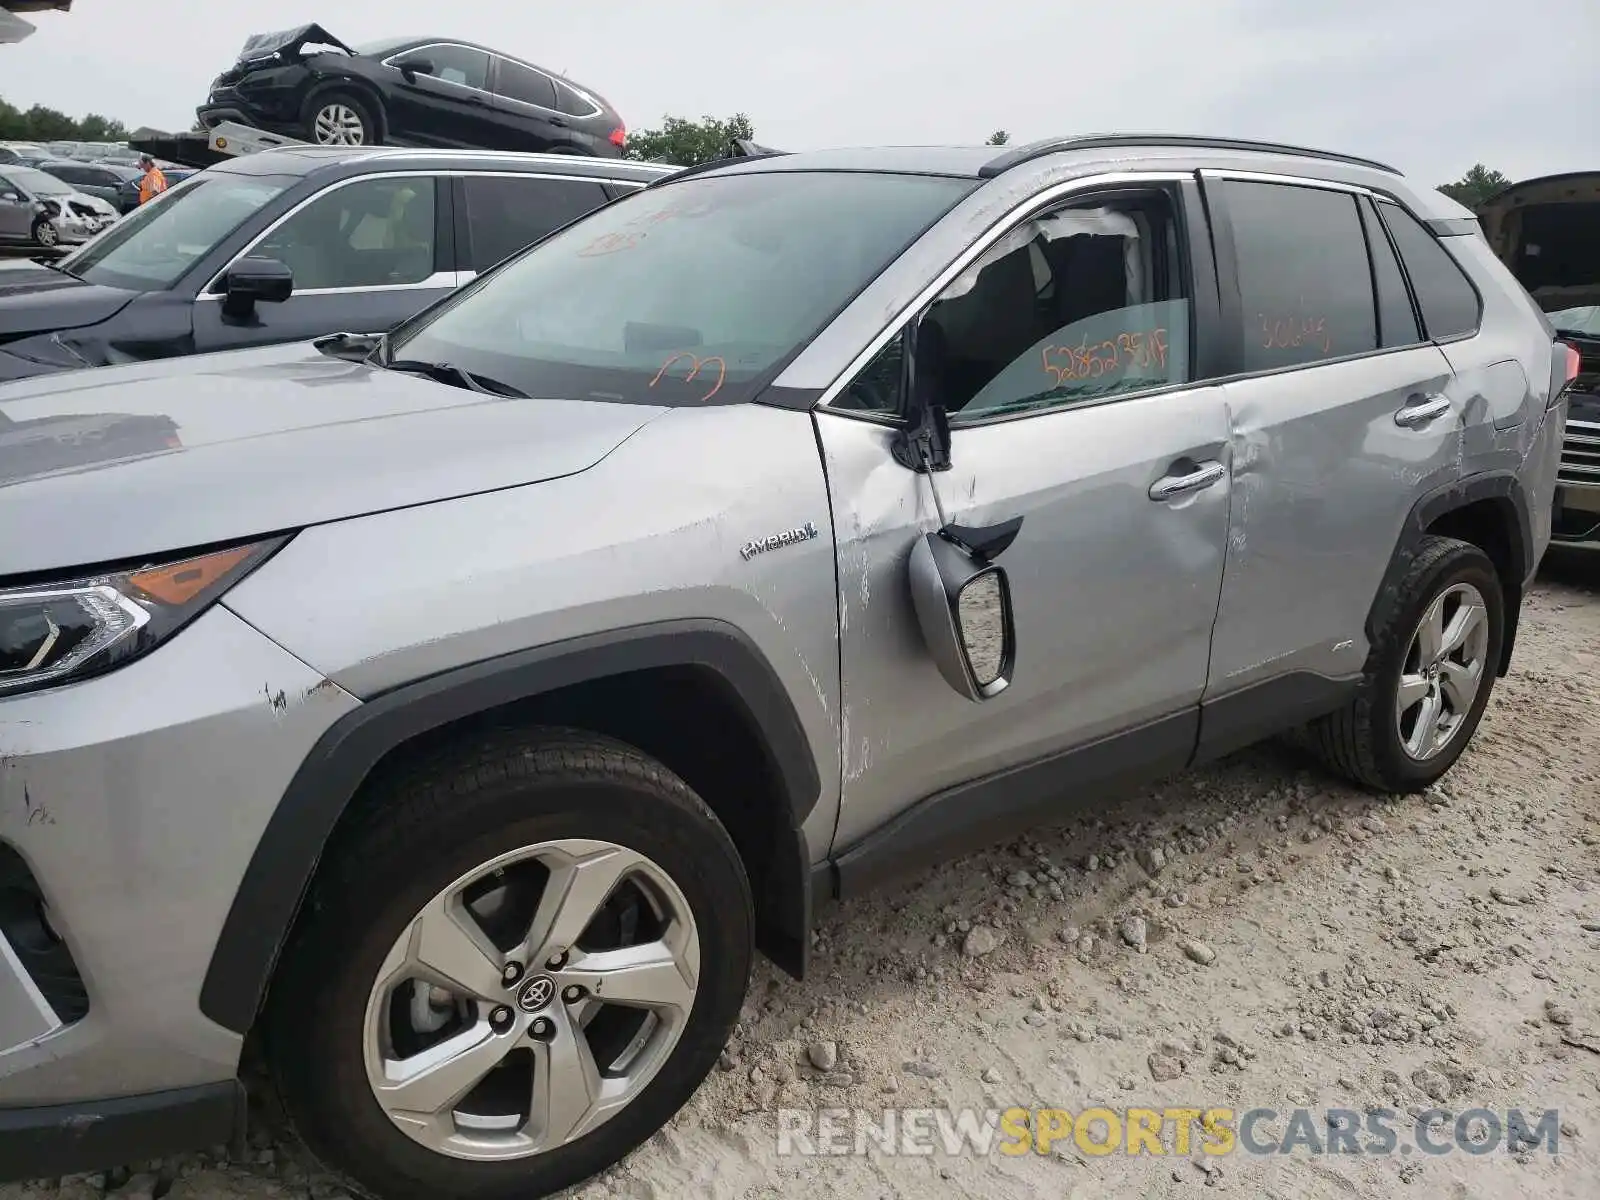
192, 173, 457, 353
817, 179, 1231, 857
1200, 176, 1461, 705
383, 43, 502, 148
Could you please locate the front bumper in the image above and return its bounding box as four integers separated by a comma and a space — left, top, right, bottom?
0, 604, 358, 1172
47, 214, 112, 246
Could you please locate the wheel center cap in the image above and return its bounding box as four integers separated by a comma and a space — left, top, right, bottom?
516, 974, 557, 1013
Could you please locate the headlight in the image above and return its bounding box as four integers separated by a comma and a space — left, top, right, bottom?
0, 539, 283, 697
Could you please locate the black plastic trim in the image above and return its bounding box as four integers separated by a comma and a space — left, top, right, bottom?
979, 134, 1402, 180
198, 619, 821, 1033
0, 1080, 244, 1183
1194, 672, 1360, 764
1367, 470, 1532, 679
830, 709, 1197, 899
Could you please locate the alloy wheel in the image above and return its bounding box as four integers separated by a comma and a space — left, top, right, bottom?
34, 222, 57, 247
314, 104, 367, 145
1395, 581, 1490, 761
361, 837, 700, 1162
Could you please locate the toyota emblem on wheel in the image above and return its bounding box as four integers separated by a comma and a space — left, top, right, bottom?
516, 974, 557, 1013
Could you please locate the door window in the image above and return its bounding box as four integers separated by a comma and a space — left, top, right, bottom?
494, 58, 559, 110
419, 45, 489, 90
1358, 196, 1422, 349
462, 175, 610, 271
1375, 199, 1482, 341
841, 190, 1194, 421
1224, 180, 1378, 372
251, 176, 439, 291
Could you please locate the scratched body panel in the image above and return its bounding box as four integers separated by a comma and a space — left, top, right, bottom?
224, 403, 844, 860
816, 386, 1231, 851
0, 607, 358, 1104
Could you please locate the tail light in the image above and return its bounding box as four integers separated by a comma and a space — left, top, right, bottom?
609, 126, 626, 149
1550, 340, 1583, 409
1560, 342, 1581, 388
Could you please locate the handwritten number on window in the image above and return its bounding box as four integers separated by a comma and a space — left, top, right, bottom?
1040, 327, 1169, 386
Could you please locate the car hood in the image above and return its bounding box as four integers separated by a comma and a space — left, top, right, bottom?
1478, 172, 1600, 312
236, 23, 355, 64
0, 267, 139, 338
0, 341, 666, 577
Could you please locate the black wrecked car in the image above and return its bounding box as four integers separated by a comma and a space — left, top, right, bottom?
0, 145, 671, 382
198, 25, 628, 156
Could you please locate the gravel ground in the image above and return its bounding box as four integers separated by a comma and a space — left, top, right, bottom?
7, 557, 1598, 1200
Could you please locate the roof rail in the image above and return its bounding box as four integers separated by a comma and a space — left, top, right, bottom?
647, 137, 789, 187
978, 134, 1402, 179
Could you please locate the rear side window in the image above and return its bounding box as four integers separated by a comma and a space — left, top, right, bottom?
463, 174, 610, 271
554, 83, 599, 117
1358, 197, 1422, 348
1224, 180, 1377, 371
495, 59, 558, 109
1376, 200, 1481, 341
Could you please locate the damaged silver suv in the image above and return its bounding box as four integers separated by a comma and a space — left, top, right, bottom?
0, 135, 1574, 1200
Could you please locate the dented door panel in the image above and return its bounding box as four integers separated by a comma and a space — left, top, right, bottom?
1207, 346, 1459, 695
816, 386, 1232, 851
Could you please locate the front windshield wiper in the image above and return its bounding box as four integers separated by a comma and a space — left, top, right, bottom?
32, 256, 80, 279
383, 358, 528, 398
1553, 327, 1599, 343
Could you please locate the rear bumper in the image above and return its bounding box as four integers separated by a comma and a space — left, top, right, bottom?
0, 1080, 243, 1182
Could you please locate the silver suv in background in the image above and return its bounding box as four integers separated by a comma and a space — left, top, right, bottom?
0, 134, 1574, 1200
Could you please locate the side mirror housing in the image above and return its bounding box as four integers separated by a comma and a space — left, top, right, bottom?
221, 255, 293, 319
0, 191, 21, 204
907, 530, 1019, 701
395, 57, 434, 80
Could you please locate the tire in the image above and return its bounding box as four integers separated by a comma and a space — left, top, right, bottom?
1308, 534, 1504, 793
31, 218, 58, 249
263, 729, 754, 1200
305, 90, 380, 146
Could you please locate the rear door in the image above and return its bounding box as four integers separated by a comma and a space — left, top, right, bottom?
0, 172, 30, 239
455, 172, 612, 276
485, 57, 568, 152
191, 172, 457, 351
1199, 174, 1459, 735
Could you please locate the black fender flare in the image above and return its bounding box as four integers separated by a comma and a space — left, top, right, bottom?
1365, 469, 1533, 677
198, 619, 820, 1034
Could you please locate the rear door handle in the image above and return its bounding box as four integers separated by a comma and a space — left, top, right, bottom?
1394, 393, 1452, 428
1148, 460, 1226, 502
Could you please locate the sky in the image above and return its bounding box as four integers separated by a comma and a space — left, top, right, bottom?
3, 0, 1597, 187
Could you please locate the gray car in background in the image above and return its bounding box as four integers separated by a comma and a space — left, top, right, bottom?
0, 134, 1573, 1200
0, 163, 118, 248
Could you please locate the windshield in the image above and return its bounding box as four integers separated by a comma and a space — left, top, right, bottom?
388, 170, 974, 405
1551, 306, 1600, 338
59, 172, 295, 291
10, 166, 72, 196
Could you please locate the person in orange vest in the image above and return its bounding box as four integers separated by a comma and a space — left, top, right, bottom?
137, 154, 168, 205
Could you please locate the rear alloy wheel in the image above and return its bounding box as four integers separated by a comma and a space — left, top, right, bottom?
31, 218, 57, 248
265, 730, 753, 1200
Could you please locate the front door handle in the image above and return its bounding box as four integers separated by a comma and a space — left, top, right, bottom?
1394, 393, 1452, 428
1148, 460, 1226, 502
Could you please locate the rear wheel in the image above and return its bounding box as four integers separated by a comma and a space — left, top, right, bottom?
306, 91, 379, 146
264, 729, 753, 1200
1308, 535, 1504, 792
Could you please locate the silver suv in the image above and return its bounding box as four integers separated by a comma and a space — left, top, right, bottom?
0, 135, 1574, 1199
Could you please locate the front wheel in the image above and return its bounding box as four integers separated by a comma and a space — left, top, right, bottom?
1308, 534, 1504, 792
306, 91, 380, 146
264, 729, 753, 1200
31, 218, 58, 249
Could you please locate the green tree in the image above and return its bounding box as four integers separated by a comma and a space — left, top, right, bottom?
624, 113, 756, 167
986, 130, 1010, 146
0, 94, 136, 143
1438, 163, 1512, 209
